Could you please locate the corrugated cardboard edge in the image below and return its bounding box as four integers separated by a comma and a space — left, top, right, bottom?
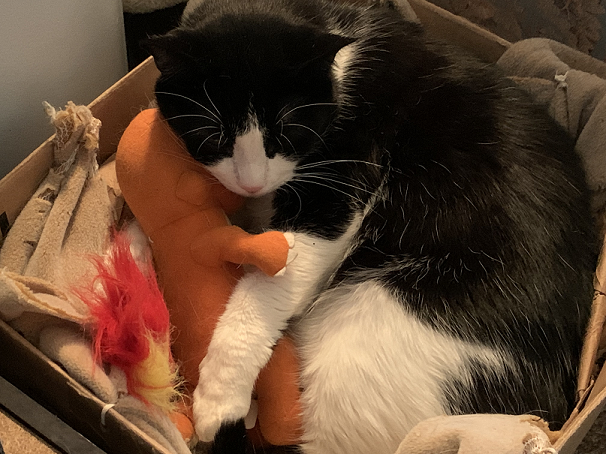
408, 0, 511, 62
577, 249, 606, 400
0, 58, 159, 228
89, 57, 160, 162
556, 369, 606, 454
555, 239, 606, 454
0, 139, 53, 227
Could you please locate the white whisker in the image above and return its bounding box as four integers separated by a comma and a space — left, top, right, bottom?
292, 175, 366, 205
162, 113, 220, 123
181, 125, 221, 136
279, 182, 304, 221
217, 130, 227, 150
283, 123, 329, 150
275, 136, 285, 153
296, 159, 383, 170
276, 102, 338, 123
203, 79, 222, 121
298, 168, 373, 185
155, 91, 222, 123
196, 131, 221, 156
298, 172, 374, 194
280, 133, 296, 154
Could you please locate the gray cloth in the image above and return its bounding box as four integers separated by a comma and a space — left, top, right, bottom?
116, 396, 191, 454
497, 38, 606, 226
122, 0, 186, 14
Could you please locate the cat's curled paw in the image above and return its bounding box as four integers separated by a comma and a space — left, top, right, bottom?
275, 232, 297, 277
192, 380, 252, 442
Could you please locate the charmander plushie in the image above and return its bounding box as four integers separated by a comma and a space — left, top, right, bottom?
115, 108, 303, 445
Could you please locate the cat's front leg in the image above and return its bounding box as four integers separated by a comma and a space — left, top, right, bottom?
192, 228, 357, 442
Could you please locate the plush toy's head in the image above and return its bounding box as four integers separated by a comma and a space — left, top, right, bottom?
115, 108, 243, 238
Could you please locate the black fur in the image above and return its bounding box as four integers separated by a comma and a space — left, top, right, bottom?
146, 0, 597, 449
209, 420, 247, 454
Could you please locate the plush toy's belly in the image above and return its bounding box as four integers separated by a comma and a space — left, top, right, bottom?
150, 214, 241, 393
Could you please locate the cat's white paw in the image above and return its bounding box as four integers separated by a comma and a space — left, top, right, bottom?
283, 231, 296, 248
192, 380, 252, 442
275, 232, 297, 277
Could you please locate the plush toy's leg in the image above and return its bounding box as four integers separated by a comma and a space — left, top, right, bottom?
256, 336, 303, 445
169, 403, 195, 445
170, 338, 304, 447
192, 229, 355, 442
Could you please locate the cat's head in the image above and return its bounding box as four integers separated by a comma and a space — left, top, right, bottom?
144, 17, 353, 197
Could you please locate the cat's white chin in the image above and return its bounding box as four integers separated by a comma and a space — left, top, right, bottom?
205, 123, 296, 197
207, 154, 295, 198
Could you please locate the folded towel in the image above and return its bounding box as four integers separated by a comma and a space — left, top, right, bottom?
395, 414, 555, 454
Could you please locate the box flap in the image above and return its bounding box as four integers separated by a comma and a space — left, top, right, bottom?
408, 0, 510, 62
89, 57, 160, 162
555, 365, 606, 453
0, 139, 53, 227
0, 58, 158, 228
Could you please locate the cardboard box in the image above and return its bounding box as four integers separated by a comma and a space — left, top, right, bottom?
0, 1, 604, 453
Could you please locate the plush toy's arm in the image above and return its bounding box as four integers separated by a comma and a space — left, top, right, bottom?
190, 226, 293, 276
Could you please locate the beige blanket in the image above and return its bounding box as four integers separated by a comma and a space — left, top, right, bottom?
0, 103, 190, 454
0, 102, 110, 335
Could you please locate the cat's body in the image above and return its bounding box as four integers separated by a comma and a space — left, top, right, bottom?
145, 1, 596, 453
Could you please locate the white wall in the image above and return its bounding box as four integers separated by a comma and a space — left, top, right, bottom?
0, 1, 128, 178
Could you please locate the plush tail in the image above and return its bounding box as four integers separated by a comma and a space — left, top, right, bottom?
80, 230, 182, 412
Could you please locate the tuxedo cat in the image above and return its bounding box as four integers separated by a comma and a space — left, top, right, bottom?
144, 0, 597, 453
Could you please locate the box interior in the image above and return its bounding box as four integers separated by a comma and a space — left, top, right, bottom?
0, 2, 604, 453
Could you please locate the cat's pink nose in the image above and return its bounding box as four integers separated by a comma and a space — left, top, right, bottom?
240, 184, 264, 194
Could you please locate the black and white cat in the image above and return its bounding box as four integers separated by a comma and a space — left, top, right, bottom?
144, 0, 597, 453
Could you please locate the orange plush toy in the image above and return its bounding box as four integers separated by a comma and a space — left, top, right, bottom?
115, 108, 303, 446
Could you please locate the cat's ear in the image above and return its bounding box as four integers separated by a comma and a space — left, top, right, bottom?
141, 33, 193, 76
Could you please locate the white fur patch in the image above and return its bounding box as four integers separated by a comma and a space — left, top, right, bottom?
206, 118, 295, 197
332, 42, 359, 111
295, 281, 509, 454
333, 43, 356, 86
233, 126, 266, 191
192, 218, 362, 441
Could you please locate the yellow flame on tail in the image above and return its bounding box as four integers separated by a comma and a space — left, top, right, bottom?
133, 332, 183, 413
